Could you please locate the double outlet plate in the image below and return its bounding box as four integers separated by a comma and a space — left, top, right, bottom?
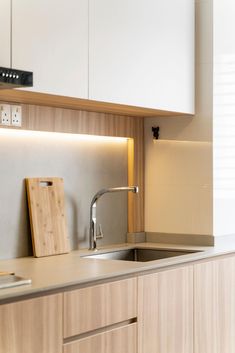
0, 104, 22, 127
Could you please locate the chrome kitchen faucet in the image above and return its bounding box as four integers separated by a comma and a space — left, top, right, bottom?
89, 186, 138, 250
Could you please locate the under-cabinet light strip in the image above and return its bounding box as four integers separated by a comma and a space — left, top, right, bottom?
0, 128, 128, 143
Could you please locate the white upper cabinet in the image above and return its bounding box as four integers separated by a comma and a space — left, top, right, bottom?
12, 0, 88, 98
0, 0, 11, 67
89, 0, 195, 114
4, 0, 194, 113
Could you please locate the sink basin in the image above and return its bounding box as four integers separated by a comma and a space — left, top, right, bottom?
0, 275, 31, 290
83, 248, 200, 262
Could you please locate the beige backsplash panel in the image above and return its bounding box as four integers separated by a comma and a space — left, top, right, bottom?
0, 130, 128, 259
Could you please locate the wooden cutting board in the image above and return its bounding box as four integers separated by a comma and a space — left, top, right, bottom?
26, 177, 69, 257
0, 271, 14, 276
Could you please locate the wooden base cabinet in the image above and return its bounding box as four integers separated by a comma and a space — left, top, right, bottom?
63, 323, 137, 353
138, 266, 193, 353
2, 254, 235, 353
63, 278, 137, 353
0, 293, 63, 353
194, 256, 235, 353
64, 278, 137, 337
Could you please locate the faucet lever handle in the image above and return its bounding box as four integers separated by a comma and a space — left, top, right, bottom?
96, 224, 104, 239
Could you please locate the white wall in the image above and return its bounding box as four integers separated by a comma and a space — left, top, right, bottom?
145, 0, 213, 238
213, 0, 235, 236
0, 129, 128, 259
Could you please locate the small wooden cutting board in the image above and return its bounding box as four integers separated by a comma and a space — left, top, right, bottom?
0, 271, 14, 276
26, 177, 69, 257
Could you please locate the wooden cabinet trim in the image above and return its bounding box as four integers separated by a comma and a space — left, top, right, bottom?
0, 90, 190, 117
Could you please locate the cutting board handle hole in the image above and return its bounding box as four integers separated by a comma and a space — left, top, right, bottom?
40, 181, 53, 187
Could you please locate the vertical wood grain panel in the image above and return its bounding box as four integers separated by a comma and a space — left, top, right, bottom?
63, 278, 137, 337
133, 116, 145, 232
194, 256, 235, 353
138, 266, 193, 353
63, 323, 137, 353
128, 138, 135, 232
0, 294, 63, 353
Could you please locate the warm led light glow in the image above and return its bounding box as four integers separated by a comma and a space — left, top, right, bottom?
153, 139, 212, 145
0, 128, 128, 143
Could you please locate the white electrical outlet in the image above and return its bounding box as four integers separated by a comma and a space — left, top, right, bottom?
0, 104, 11, 126
11, 105, 22, 127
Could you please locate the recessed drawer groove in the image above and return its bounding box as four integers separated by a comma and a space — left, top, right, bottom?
63, 323, 137, 353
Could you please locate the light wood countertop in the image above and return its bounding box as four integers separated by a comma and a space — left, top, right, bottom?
0, 242, 235, 302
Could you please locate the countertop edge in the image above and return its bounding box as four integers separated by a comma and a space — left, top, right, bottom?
0, 242, 235, 302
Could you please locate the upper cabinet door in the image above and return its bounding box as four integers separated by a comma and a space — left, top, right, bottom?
89, 0, 195, 114
12, 0, 88, 98
0, 0, 11, 67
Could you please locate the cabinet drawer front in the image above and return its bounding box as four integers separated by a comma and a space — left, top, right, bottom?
138, 267, 193, 353
0, 293, 63, 353
63, 323, 137, 353
64, 277, 137, 337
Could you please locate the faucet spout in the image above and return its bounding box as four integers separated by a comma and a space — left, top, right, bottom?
89, 186, 138, 250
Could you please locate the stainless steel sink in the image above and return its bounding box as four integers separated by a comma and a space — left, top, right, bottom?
0, 275, 31, 289
83, 248, 200, 262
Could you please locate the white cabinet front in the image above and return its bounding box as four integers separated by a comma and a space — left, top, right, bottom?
89, 0, 195, 114
12, 0, 88, 98
0, 0, 11, 68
